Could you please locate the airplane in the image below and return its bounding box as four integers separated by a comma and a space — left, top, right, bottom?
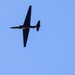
10, 5, 40, 47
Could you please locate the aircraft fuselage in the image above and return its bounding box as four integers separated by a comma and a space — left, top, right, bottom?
10, 25, 38, 29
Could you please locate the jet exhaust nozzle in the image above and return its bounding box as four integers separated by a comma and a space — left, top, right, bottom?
36, 20, 40, 31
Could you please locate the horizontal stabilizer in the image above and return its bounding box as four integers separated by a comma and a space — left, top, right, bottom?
36, 20, 40, 31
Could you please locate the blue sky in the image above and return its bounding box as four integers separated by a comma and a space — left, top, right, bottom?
0, 0, 75, 75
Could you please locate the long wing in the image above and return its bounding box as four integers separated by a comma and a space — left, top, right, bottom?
22, 5, 32, 47
23, 5, 32, 27
23, 29, 30, 47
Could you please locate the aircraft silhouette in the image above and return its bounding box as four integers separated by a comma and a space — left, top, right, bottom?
10, 5, 40, 47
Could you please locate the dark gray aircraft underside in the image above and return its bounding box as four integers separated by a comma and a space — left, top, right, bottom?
10, 5, 40, 47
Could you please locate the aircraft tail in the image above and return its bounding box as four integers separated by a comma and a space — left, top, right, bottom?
36, 20, 40, 31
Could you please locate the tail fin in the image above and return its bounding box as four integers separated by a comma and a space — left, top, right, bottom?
36, 20, 40, 31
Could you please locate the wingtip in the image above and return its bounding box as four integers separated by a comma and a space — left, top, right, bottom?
24, 45, 26, 47
29, 5, 32, 8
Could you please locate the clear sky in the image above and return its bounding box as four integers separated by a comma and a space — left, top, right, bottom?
0, 0, 75, 75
